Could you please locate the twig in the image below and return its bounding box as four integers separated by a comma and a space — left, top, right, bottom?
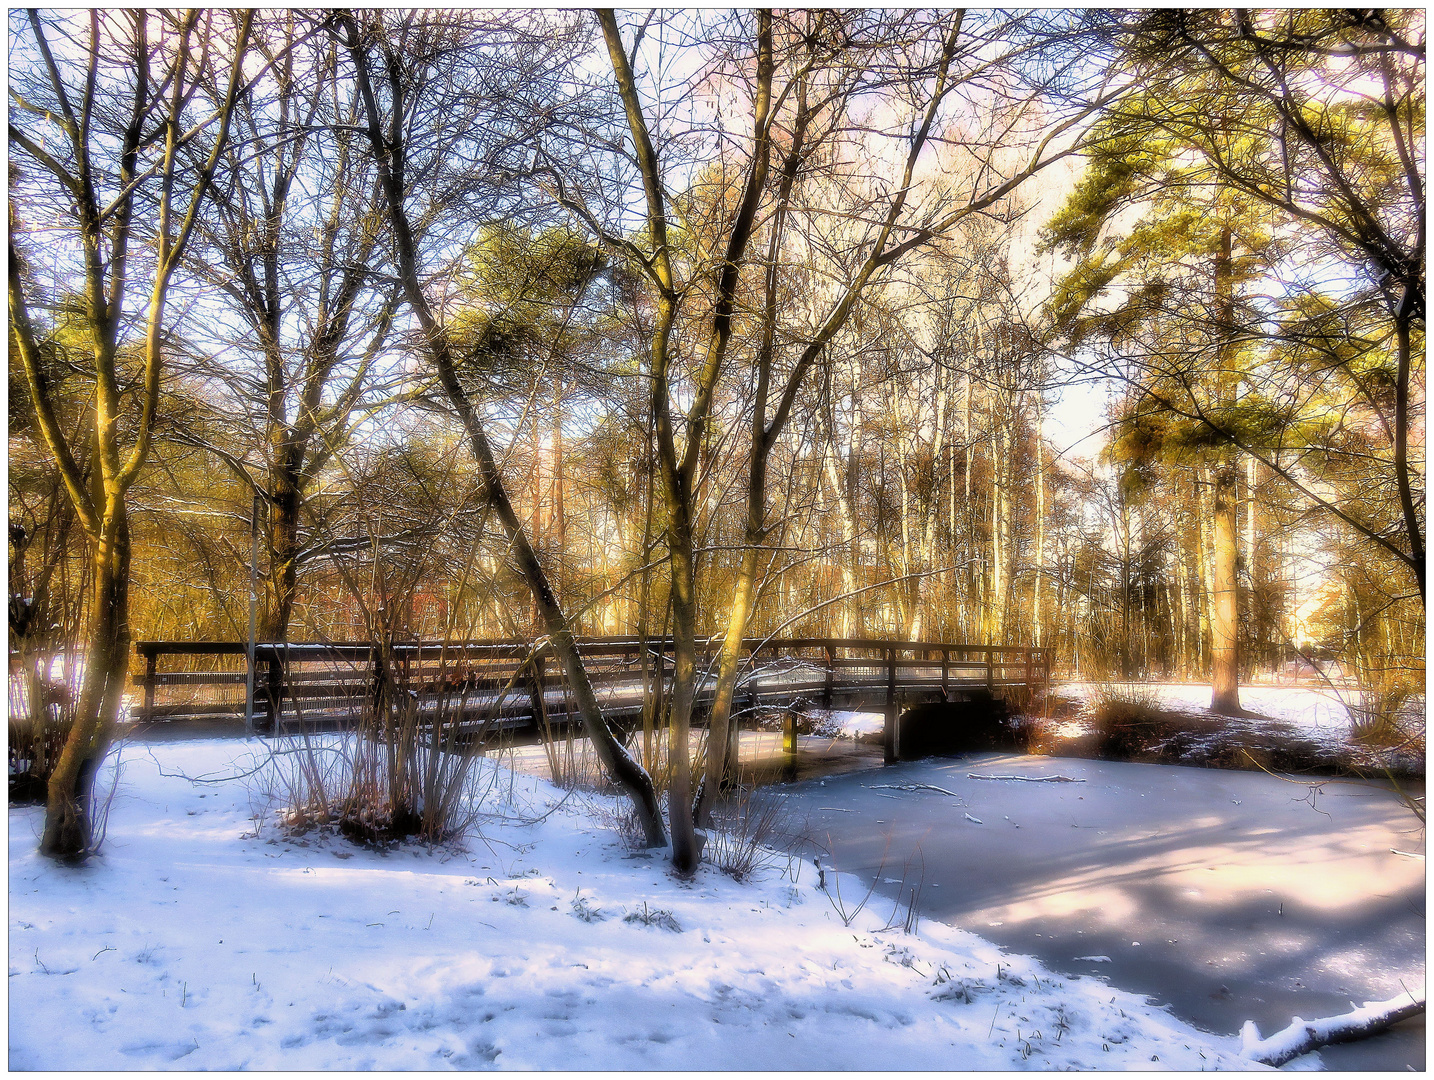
478, 787, 577, 827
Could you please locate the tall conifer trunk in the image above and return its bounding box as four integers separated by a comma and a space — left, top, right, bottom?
1209, 221, 1242, 714
1210, 464, 1241, 712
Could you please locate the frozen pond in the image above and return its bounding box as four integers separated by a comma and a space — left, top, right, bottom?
776, 752, 1425, 1071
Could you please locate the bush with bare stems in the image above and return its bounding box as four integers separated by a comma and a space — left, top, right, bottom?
265, 642, 501, 846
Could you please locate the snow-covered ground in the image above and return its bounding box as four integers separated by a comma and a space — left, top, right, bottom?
1055, 682, 1364, 741
811, 686, 1378, 748
827, 709, 886, 739
9, 737, 1256, 1070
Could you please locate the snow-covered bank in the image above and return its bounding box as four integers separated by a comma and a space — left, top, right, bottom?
1056, 682, 1359, 740
10, 738, 1252, 1070
1046, 681, 1423, 777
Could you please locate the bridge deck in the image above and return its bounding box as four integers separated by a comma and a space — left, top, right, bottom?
125, 637, 1051, 749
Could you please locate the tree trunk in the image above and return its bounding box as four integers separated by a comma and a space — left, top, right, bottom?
821, 422, 860, 637
1210, 221, 1241, 714
1245, 453, 1257, 583
1120, 499, 1133, 679
892, 382, 918, 638
529, 423, 545, 631
14, 10, 253, 861
947, 412, 961, 639
1175, 519, 1190, 678
552, 383, 566, 591
262, 471, 301, 642
1210, 459, 1241, 713
696, 543, 760, 827
664, 515, 702, 872
636, 431, 658, 771
41, 505, 129, 858
1392, 297, 1424, 602
990, 424, 1011, 644
1033, 390, 1045, 649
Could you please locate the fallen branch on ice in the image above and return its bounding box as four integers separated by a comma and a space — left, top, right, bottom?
1239, 992, 1425, 1067
868, 784, 964, 799
967, 773, 1086, 784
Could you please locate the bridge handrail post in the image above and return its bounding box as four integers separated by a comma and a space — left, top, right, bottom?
941, 649, 949, 699
823, 644, 834, 709
986, 648, 994, 695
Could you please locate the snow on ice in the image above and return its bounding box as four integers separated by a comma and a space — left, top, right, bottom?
10, 737, 1258, 1070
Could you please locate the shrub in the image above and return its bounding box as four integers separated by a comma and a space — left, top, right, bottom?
1089, 698, 1172, 758
584, 796, 650, 852
1347, 674, 1424, 753
7, 629, 86, 804
266, 642, 499, 846
702, 779, 794, 881
1087, 677, 1160, 715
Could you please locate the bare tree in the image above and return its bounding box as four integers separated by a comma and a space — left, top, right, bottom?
692, 11, 1101, 824
329, 9, 667, 846
172, 13, 400, 648
9, 9, 254, 857
545, 10, 1106, 855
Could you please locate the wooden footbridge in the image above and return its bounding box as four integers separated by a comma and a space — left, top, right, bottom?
132, 636, 1051, 763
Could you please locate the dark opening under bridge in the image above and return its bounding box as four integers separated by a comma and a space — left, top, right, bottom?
132, 636, 1051, 763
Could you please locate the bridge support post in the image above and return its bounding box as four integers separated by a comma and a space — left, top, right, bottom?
823, 645, 834, 709
883, 647, 898, 764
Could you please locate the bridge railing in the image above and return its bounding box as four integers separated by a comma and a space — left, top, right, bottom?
129, 636, 1052, 728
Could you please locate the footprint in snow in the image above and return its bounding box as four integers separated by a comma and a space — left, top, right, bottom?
451, 1039, 500, 1066
118, 1041, 199, 1062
